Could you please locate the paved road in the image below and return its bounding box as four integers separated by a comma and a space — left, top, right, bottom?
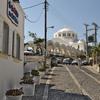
47, 65, 91, 100
66, 65, 100, 100
22, 64, 100, 100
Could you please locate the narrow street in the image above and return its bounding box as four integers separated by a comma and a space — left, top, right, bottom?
23, 64, 100, 100
66, 65, 100, 100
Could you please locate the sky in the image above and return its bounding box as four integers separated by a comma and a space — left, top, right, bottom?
20, 0, 100, 43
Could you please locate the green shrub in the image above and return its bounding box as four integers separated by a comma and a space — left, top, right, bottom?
31, 70, 39, 76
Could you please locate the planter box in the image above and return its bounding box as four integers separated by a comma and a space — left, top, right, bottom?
6, 95, 22, 100
39, 71, 44, 78
22, 84, 35, 96
33, 76, 40, 84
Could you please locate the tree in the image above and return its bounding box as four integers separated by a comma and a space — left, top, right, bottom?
29, 31, 37, 42
88, 34, 95, 43
91, 45, 100, 64
34, 38, 44, 44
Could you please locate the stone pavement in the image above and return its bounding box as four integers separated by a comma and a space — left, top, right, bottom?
67, 65, 100, 100
22, 64, 100, 100
81, 65, 100, 81
83, 65, 100, 74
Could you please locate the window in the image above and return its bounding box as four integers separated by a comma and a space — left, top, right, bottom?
16, 34, 20, 59
12, 31, 15, 57
67, 33, 70, 37
58, 34, 61, 37
63, 33, 66, 37
72, 34, 74, 37
3, 22, 9, 54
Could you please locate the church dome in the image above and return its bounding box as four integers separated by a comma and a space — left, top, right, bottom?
54, 28, 77, 42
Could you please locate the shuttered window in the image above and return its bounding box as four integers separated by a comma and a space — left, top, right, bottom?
16, 34, 20, 59
3, 22, 9, 54
12, 31, 15, 57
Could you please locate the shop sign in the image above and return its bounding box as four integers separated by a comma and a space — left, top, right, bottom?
7, 0, 19, 26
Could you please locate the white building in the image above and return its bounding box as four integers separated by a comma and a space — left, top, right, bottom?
0, 0, 24, 99
52, 28, 86, 52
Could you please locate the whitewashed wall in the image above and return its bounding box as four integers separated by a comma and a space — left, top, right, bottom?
0, 0, 24, 100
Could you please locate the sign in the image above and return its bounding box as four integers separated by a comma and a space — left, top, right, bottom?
7, 0, 19, 26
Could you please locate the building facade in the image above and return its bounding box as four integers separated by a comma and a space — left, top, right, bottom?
0, 0, 24, 99
48, 28, 86, 57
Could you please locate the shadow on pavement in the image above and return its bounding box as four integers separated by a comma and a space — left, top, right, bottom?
41, 77, 52, 80
22, 83, 55, 100
48, 88, 92, 100
45, 73, 56, 76
56, 64, 64, 67
22, 83, 92, 100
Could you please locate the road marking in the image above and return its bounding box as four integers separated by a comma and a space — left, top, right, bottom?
43, 67, 56, 100
76, 66, 100, 84
64, 65, 93, 100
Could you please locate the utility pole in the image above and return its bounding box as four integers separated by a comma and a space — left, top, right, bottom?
92, 22, 98, 46
84, 24, 89, 61
44, 0, 47, 68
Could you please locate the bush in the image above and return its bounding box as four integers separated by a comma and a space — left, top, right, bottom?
39, 68, 46, 72
6, 88, 23, 96
20, 79, 34, 84
31, 70, 39, 76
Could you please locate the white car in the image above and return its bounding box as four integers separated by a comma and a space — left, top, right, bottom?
24, 51, 33, 56
71, 60, 78, 65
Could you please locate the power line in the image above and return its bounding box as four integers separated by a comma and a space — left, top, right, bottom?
23, 2, 44, 10
25, 10, 43, 23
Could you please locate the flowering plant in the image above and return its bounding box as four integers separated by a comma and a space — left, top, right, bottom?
5, 88, 23, 96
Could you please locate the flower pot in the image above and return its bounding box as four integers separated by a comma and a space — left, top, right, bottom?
33, 76, 40, 84
39, 71, 44, 78
22, 84, 35, 96
5, 88, 23, 100
6, 95, 22, 100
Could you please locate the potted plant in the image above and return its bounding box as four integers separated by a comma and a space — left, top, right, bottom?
20, 77, 35, 96
5, 88, 23, 100
31, 69, 40, 84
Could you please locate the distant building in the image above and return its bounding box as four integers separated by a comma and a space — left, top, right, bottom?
53, 28, 85, 51
0, 0, 24, 99
24, 28, 86, 58
48, 28, 85, 57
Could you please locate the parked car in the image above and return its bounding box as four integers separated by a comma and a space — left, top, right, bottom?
24, 51, 34, 56
56, 58, 63, 64
81, 60, 89, 65
63, 58, 72, 65
71, 60, 78, 65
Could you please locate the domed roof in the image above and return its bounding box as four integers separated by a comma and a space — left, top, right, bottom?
53, 27, 78, 42
57, 28, 72, 33
54, 28, 76, 36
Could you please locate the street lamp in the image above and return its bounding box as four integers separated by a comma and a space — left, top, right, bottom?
47, 26, 54, 29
